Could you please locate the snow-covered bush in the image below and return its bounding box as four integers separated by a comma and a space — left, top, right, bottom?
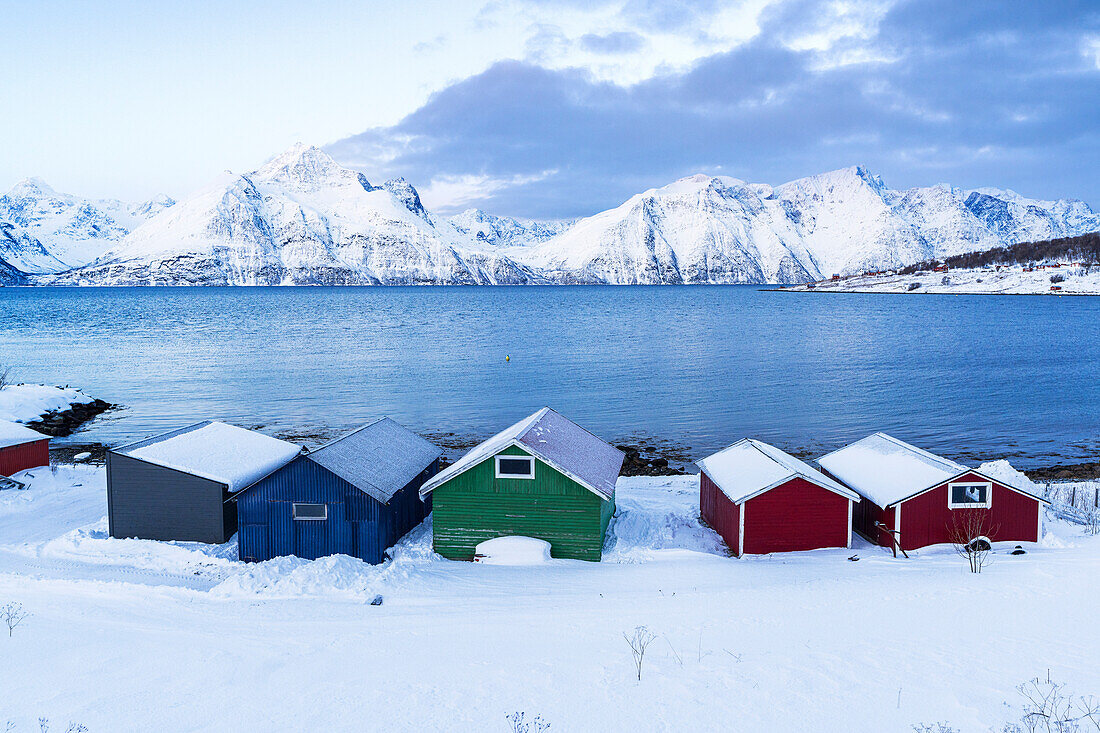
908, 282, 921, 291
1051, 273, 1066, 283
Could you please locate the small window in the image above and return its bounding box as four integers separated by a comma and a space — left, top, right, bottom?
495, 455, 535, 479
948, 482, 992, 509
293, 503, 328, 520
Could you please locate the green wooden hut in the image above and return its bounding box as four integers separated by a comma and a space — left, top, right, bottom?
419, 408, 624, 562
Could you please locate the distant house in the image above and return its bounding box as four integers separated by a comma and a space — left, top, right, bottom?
419, 408, 624, 562
697, 439, 859, 556
818, 433, 1048, 552
0, 420, 49, 476
234, 418, 441, 563
107, 421, 301, 543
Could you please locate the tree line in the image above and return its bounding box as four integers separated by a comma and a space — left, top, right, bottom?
897, 231, 1100, 274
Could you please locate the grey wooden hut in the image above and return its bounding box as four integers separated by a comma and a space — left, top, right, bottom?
107, 421, 301, 543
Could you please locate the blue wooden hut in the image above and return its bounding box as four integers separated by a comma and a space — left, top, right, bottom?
234, 418, 441, 563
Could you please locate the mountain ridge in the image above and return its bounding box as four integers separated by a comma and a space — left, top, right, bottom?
4, 146, 1097, 285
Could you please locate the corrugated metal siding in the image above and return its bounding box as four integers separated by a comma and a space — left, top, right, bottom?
699, 471, 740, 555
741, 477, 851, 555
898, 471, 1041, 550
106, 451, 232, 543
0, 439, 49, 476
237, 457, 436, 564
431, 445, 609, 562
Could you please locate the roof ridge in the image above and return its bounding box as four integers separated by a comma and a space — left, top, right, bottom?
515, 407, 551, 442
524, 407, 626, 459
311, 417, 388, 454
874, 432, 967, 470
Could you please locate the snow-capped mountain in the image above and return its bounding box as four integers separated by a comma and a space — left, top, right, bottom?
522, 166, 1100, 283
50, 145, 542, 286
0, 178, 174, 273
8, 152, 1098, 286
449, 208, 575, 248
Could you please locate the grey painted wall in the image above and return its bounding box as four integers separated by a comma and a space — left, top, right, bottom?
107, 452, 235, 543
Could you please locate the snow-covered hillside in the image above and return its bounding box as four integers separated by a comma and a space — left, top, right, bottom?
2, 468, 1100, 731
6, 152, 1098, 286
0, 177, 173, 273
48, 145, 544, 286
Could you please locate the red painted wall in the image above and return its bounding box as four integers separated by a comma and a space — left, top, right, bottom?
699, 471, 740, 555
0, 439, 49, 476
742, 477, 851, 555
897, 471, 1041, 550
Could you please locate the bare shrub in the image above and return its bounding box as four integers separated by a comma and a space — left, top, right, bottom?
0, 366, 11, 391
912, 723, 958, 733
623, 626, 657, 681
1051, 274, 1066, 284
1, 602, 28, 637
1005, 676, 1079, 732
950, 511, 997, 573
506, 712, 549, 733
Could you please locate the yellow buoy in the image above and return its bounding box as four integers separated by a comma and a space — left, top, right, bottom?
505, 355, 510, 362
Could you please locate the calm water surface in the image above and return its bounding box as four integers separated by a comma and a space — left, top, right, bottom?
1, 286, 1097, 468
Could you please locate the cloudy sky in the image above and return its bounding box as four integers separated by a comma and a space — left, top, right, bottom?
4, 0, 1098, 218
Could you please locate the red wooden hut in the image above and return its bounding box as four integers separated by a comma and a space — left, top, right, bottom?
0, 420, 50, 476
818, 433, 1048, 552
697, 439, 860, 556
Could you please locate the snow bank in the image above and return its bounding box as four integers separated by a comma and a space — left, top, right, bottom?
39, 519, 238, 573
977, 459, 1042, 496
603, 476, 729, 562
474, 536, 552, 565
0, 384, 94, 424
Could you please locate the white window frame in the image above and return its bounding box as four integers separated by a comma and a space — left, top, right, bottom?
947, 481, 992, 510
292, 502, 328, 521
495, 454, 535, 480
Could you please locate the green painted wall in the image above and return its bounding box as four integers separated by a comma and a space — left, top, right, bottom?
431, 444, 614, 561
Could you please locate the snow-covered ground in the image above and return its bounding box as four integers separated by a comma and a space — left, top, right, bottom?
0, 384, 95, 424
781, 263, 1100, 295
2, 469, 1100, 731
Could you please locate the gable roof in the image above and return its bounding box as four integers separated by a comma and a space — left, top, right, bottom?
817, 432, 968, 508
0, 420, 48, 450
304, 417, 442, 504
113, 421, 301, 492
696, 438, 859, 504
419, 408, 624, 500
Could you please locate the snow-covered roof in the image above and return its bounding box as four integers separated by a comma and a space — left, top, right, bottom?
817, 433, 968, 507
420, 408, 623, 500
115, 421, 301, 492
304, 417, 441, 504
0, 420, 48, 450
696, 439, 859, 504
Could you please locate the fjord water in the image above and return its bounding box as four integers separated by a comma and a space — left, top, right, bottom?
1, 286, 1098, 467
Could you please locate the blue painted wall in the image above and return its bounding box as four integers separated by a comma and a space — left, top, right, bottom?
236, 456, 437, 564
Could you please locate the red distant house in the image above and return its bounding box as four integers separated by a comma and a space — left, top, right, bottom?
0, 420, 50, 476
818, 433, 1048, 552
697, 439, 860, 556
